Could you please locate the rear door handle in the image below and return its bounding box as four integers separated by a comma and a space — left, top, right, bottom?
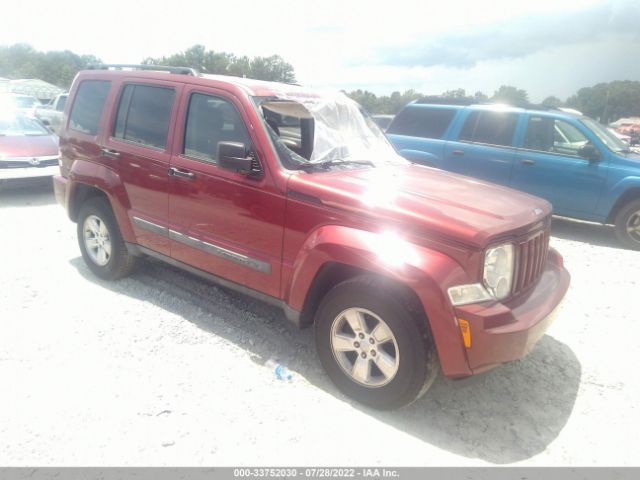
521, 159, 536, 165
451, 149, 465, 156
100, 148, 120, 159
168, 167, 195, 180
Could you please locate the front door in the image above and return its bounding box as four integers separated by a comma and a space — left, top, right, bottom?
167, 87, 285, 298
510, 115, 608, 216
443, 110, 519, 185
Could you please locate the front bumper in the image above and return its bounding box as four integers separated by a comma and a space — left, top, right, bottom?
453, 248, 570, 374
0, 165, 60, 180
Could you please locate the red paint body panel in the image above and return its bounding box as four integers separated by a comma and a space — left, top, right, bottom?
0, 134, 58, 157
56, 69, 571, 379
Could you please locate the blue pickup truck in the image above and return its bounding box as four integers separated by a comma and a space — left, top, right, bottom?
387, 101, 640, 249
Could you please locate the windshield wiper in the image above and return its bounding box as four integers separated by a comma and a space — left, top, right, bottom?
298, 159, 376, 171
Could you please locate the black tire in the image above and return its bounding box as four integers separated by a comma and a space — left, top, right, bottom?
314, 275, 439, 410
76, 197, 137, 280
614, 199, 640, 250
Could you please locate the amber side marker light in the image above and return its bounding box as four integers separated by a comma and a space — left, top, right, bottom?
458, 319, 471, 349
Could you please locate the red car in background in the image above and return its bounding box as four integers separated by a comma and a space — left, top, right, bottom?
0, 109, 60, 188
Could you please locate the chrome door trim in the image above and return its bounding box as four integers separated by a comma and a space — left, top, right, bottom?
132, 216, 169, 238
168, 230, 271, 274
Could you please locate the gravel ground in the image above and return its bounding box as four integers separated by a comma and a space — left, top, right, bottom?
0, 181, 638, 466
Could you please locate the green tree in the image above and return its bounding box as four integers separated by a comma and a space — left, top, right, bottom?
566, 81, 640, 123
473, 91, 489, 102
144, 44, 296, 83
441, 88, 467, 99
541, 95, 563, 108
491, 85, 529, 105
0, 43, 100, 88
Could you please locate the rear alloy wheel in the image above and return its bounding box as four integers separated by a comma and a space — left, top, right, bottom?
614, 199, 640, 250
77, 197, 137, 280
315, 276, 439, 410
83, 214, 112, 266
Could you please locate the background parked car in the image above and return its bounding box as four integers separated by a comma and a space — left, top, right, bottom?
34, 93, 68, 134
0, 93, 42, 116
0, 109, 59, 188
386, 100, 640, 249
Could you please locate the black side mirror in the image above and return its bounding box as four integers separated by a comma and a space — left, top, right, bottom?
218, 142, 253, 174
578, 144, 601, 162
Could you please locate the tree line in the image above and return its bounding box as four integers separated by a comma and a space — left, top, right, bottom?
347, 83, 640, 123
0, 44, 296, 88
1, 43, 638, 123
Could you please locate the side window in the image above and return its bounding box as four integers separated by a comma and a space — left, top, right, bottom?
113, 84, 175, 149
69, 80, 111, 135
553, 120, 589, 156
459, 111, 518, 147
183, 93, 251, 163
524, 117, 589, 156
386, 107, 456, 139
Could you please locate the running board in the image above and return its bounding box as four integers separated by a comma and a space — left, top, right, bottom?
125, 242, 302, 327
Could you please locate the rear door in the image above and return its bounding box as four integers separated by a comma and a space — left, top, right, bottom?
443, 110, 519, 185
102, 80, 183, 256
167, 86, 285, 298
510, 114, 608, 215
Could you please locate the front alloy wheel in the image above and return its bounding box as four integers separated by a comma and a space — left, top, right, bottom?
315, 275, 439, 410
330, 308, 400, 387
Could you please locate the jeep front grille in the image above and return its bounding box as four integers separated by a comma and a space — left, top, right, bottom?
513, 228, 550, 294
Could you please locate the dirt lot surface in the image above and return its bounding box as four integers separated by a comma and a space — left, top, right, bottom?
1, 182, 638, 466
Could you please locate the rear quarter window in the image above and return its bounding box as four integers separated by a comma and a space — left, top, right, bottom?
69, 80, 111, 135
387, 107, 456, 139
114, 84, 175, 150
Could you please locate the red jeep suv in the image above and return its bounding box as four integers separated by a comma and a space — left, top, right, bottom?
53, 65, 570, 409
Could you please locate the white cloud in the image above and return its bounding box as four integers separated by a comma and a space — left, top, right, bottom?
1, 0, 636, 99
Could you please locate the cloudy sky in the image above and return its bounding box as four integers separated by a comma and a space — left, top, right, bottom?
2, 0, 639, 101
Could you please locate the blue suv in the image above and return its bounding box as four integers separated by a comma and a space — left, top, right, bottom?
387, 100, 640, 249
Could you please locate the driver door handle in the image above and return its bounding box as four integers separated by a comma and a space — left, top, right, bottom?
100, 148, 120, 159
168, 167, 195, 180
521, 159, 536, 165
451, 149, 465, 156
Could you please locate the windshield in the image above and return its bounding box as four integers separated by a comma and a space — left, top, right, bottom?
581, 117, 629, 153
0, 113, 50, 136
253, 90, 408, 169
12, 96, 39, 108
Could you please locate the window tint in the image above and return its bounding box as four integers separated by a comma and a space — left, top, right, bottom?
459, 111, 518, 147
69, 80, 111, 135
184, 93, 251, 163
524, 116, 589, 156
114, 84, 175, 149
386, 107, 456, 139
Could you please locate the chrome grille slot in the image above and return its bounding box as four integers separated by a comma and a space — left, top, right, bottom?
513, 228, 550, 295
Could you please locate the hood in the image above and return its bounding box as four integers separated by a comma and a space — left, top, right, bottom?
287, 164, 552, 248
0, 134, 59, 158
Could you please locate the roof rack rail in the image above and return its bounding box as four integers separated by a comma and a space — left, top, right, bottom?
414, 96, 475, 106
87, 64, 199, 76
414, 97, 575, 112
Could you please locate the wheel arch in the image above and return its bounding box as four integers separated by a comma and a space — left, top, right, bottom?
607, 186, 640, 224
284, 225, 473, 377
66, 160, 135, 242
